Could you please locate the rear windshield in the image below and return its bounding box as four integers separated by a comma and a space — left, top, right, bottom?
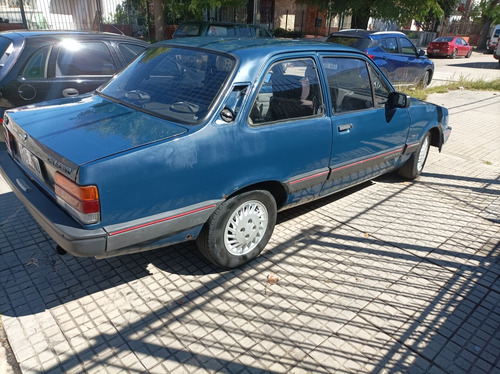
326, 36, 371, 50
99, 46, 235, 124
434, 37, 453, 42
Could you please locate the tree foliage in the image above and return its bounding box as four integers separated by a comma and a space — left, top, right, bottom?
296, 0, 448, 29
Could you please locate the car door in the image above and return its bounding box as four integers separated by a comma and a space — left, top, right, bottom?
319, 55, 411, 196
376, 36, 405, 84
10, 43, 52, 108
456, 38, 467, 56
46, 39, 119, 100
397, 37, 422, 84
246, 56, 332, 205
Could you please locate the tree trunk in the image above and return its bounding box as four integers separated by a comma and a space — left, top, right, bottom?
154, 0, 165, 41
478, 17, 492, 50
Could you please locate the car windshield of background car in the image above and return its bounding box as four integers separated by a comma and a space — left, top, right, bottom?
326, 36, 371, 50
98, 46, 236, 124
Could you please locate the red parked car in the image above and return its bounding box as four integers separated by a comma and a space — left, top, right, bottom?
427, 36, 473, 58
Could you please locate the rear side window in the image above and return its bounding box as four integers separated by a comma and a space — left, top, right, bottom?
249, 58, 324, 125
238, 26, 252, 37
205, 25, 236, 37
56, 41, 117, 76
175, 23, 202, 37
118, 43, 147, 65
379, 37, 398, 53
22, 45, 51, 78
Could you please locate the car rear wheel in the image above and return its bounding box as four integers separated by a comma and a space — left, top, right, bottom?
451, 49, 458, 59
398, 132, 431, 180
196, 190, 277, 268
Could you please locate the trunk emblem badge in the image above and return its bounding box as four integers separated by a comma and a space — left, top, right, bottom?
23, 133, 28, 141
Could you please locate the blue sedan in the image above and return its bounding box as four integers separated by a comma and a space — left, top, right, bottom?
0, 38, 451, 268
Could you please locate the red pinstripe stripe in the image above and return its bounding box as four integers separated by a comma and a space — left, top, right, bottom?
331, 148, 403, 173
108, 204, 217, 236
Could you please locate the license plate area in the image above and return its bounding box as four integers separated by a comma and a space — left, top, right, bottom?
20, 145, 43, 179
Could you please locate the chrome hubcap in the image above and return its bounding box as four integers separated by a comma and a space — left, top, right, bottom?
224, 200, 268, 256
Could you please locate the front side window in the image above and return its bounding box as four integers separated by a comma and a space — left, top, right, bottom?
368, 65, 391, 107
323, 57, 374, 113
22, 45, 51, 78
249, 58, 324, 125
99, 46, 235, 124
56, 40, 116, 76
399, 38, 417, 55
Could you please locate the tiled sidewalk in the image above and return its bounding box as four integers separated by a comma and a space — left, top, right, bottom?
0, 90, 499, 373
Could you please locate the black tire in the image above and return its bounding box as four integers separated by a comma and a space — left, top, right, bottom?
418, 70, 430, 89
451, 49, 457, 59
196, 190, 277, 268
466, 49, 472, 58
397, 132, 431, 180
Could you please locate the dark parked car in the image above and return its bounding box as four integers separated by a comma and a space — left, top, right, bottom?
0, 38, 451, 269
427, 36, 473, 58
0, 30, 149, 120
326, 30, 434, 88
173, 20, 272, 38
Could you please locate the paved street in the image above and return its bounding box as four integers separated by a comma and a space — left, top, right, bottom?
429, 50, 500, 86
0, 88, 499, 373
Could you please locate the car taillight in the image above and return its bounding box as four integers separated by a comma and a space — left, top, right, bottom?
3, 125, 16, 154
54, 172, 100, 224
362, 50, 375, 59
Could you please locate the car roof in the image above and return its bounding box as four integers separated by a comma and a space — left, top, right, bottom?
328, 30, 406, 39
159, 36, 358, 55
0, 30, 149, 44
157, 37, 366, 82
178, 20, 264, 27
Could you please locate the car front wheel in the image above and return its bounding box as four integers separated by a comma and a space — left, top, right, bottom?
418, 70, 430, 89
397, 132, 431, 180
197, 190, 277, 268
466, 49, 472, 58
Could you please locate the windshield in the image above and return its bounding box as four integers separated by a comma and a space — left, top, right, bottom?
326, 36, 371, 50
434, 37, 453, 42
99, 46, 235, 124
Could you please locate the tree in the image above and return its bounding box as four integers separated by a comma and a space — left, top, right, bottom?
477, 0, 500, 49
296, 0, 446, 30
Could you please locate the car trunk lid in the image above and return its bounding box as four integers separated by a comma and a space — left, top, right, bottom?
4, 94, 187, 188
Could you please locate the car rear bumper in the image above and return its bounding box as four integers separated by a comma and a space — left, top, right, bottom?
1, 143, 219, 258
0, 143, 108, 256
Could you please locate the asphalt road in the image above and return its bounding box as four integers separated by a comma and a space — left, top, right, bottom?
429, 50, 500, 87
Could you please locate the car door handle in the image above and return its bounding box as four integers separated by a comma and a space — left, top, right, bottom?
62, 88, 79, 97
338, 123, 353, 132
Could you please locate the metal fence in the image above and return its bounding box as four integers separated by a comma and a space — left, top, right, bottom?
0, 0, 154, 38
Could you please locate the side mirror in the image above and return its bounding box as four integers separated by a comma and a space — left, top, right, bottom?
418, 49, 426, 57
389, 91, 410, 108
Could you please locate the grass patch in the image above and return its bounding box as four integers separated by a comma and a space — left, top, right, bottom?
400, 77, 500, 100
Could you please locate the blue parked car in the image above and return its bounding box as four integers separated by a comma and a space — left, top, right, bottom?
326, 30, 434, 88
0, 38, 451, 268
